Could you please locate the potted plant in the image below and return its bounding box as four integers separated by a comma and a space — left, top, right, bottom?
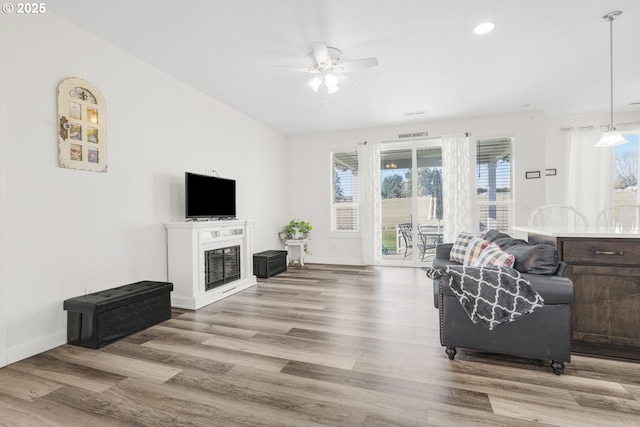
280, 219, 312, 253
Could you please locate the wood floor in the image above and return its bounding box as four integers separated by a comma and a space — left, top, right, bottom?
1, 264, 640, 426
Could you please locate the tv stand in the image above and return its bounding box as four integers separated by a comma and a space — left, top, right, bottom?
165, 220, 256, 309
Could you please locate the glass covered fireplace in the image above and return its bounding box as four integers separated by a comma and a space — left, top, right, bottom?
204, 245, 241, 291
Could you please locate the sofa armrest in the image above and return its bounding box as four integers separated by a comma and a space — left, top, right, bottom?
435, 243, 453, 260
522, 273, 574, 304
555, 262, 568, 277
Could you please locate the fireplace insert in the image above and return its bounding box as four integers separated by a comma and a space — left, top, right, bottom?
205, 245, 241, 290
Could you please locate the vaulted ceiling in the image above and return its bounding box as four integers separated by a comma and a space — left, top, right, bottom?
50, 0, 640, 136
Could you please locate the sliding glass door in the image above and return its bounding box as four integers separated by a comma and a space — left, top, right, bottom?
380, 141, 443, 264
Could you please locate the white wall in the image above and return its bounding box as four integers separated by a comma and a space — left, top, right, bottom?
0, 69, 7, 366
0, 14, 287, 365
287, 112, 548, 265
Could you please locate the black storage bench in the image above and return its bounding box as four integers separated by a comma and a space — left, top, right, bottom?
63, 281, 173, 349
253, 250, 287, 278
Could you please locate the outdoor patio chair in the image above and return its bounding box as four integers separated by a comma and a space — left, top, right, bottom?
399, 223, 438, 261
418, 225, 443, 261
398, 223, 414, 260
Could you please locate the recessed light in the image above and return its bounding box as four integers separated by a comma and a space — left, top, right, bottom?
474, 22, 495, 35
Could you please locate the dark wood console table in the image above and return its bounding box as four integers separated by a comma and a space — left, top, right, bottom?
513, 226, 640, 361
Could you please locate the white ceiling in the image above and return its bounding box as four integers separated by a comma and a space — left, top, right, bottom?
50, 0, 640, 136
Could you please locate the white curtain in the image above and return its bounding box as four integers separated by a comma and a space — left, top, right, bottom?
442, 135, 474, 242
567, 131, 613, 224
359, 141, 382, 265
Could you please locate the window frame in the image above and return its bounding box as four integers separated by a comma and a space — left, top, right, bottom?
475, 135, 513, 233
330, 150, 360, 235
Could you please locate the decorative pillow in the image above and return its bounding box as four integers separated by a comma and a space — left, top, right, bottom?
474, 243, 516, 267
449, 232, 477, 263
505, 243, 560, 275
463, 236, 490, 266
482, 230, 528, 249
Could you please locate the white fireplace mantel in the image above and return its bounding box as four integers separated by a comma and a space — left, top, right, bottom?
165, 219, 257, 310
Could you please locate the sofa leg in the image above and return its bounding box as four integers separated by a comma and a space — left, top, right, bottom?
550, 360, 565, 375
445, 347, 457, 360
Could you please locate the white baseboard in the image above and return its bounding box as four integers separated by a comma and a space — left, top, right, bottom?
8, 328, 66, 365
303, 256, 365, 266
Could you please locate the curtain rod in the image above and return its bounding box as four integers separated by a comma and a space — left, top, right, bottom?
375, 132, 471, 144
560, 121, 640, 131
357, 132, 471, 145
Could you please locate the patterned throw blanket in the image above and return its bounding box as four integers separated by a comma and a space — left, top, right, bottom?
426, 265, 544, 330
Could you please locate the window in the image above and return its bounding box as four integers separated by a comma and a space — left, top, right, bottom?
476, 137, 512, 232
332, 151, 359, 232
613, 133, 639, 206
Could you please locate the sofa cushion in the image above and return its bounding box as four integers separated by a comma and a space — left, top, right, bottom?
474, 243, 516, 267
449, 232, 477, 263
505, 243, 560, 275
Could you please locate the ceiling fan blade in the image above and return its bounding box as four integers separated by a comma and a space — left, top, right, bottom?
274, 65, 319, 73
336, 57, 379, 73
312, 42, 332, 68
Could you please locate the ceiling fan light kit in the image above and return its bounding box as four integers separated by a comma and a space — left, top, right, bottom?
279, 42, 379, 95
307, 75, 323, 92
323, 73, 340, 94
596, 10, 626, 148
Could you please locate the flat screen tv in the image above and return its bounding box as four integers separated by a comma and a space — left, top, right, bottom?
185, 172, 236, 219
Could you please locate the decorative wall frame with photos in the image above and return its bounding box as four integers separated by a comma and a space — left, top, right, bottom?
57, 77, 107, 172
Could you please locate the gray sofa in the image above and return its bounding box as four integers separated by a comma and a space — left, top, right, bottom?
431, 236, 574, 375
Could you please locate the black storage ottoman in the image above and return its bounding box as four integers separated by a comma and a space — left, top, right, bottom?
63, 281, 173, 349
253, 250, 287, 278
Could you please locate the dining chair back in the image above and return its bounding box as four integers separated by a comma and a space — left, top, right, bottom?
528, 204, 589, 229
596, 204, 640, 232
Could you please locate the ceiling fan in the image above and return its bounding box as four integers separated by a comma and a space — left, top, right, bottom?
278, 43, 379, 94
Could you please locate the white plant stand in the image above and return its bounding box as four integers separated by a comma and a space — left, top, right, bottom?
284, 239, 308, 266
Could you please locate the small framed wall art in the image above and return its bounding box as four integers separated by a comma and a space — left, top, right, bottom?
525, 170, 541, 179
57, 77, 107, 172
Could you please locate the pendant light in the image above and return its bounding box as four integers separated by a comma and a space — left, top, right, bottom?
596, 10, 627, 147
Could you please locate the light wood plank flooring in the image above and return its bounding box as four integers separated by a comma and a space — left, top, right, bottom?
1, 264, 640, 426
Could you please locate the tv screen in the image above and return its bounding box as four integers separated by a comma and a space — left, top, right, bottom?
185, 172, 236, 219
